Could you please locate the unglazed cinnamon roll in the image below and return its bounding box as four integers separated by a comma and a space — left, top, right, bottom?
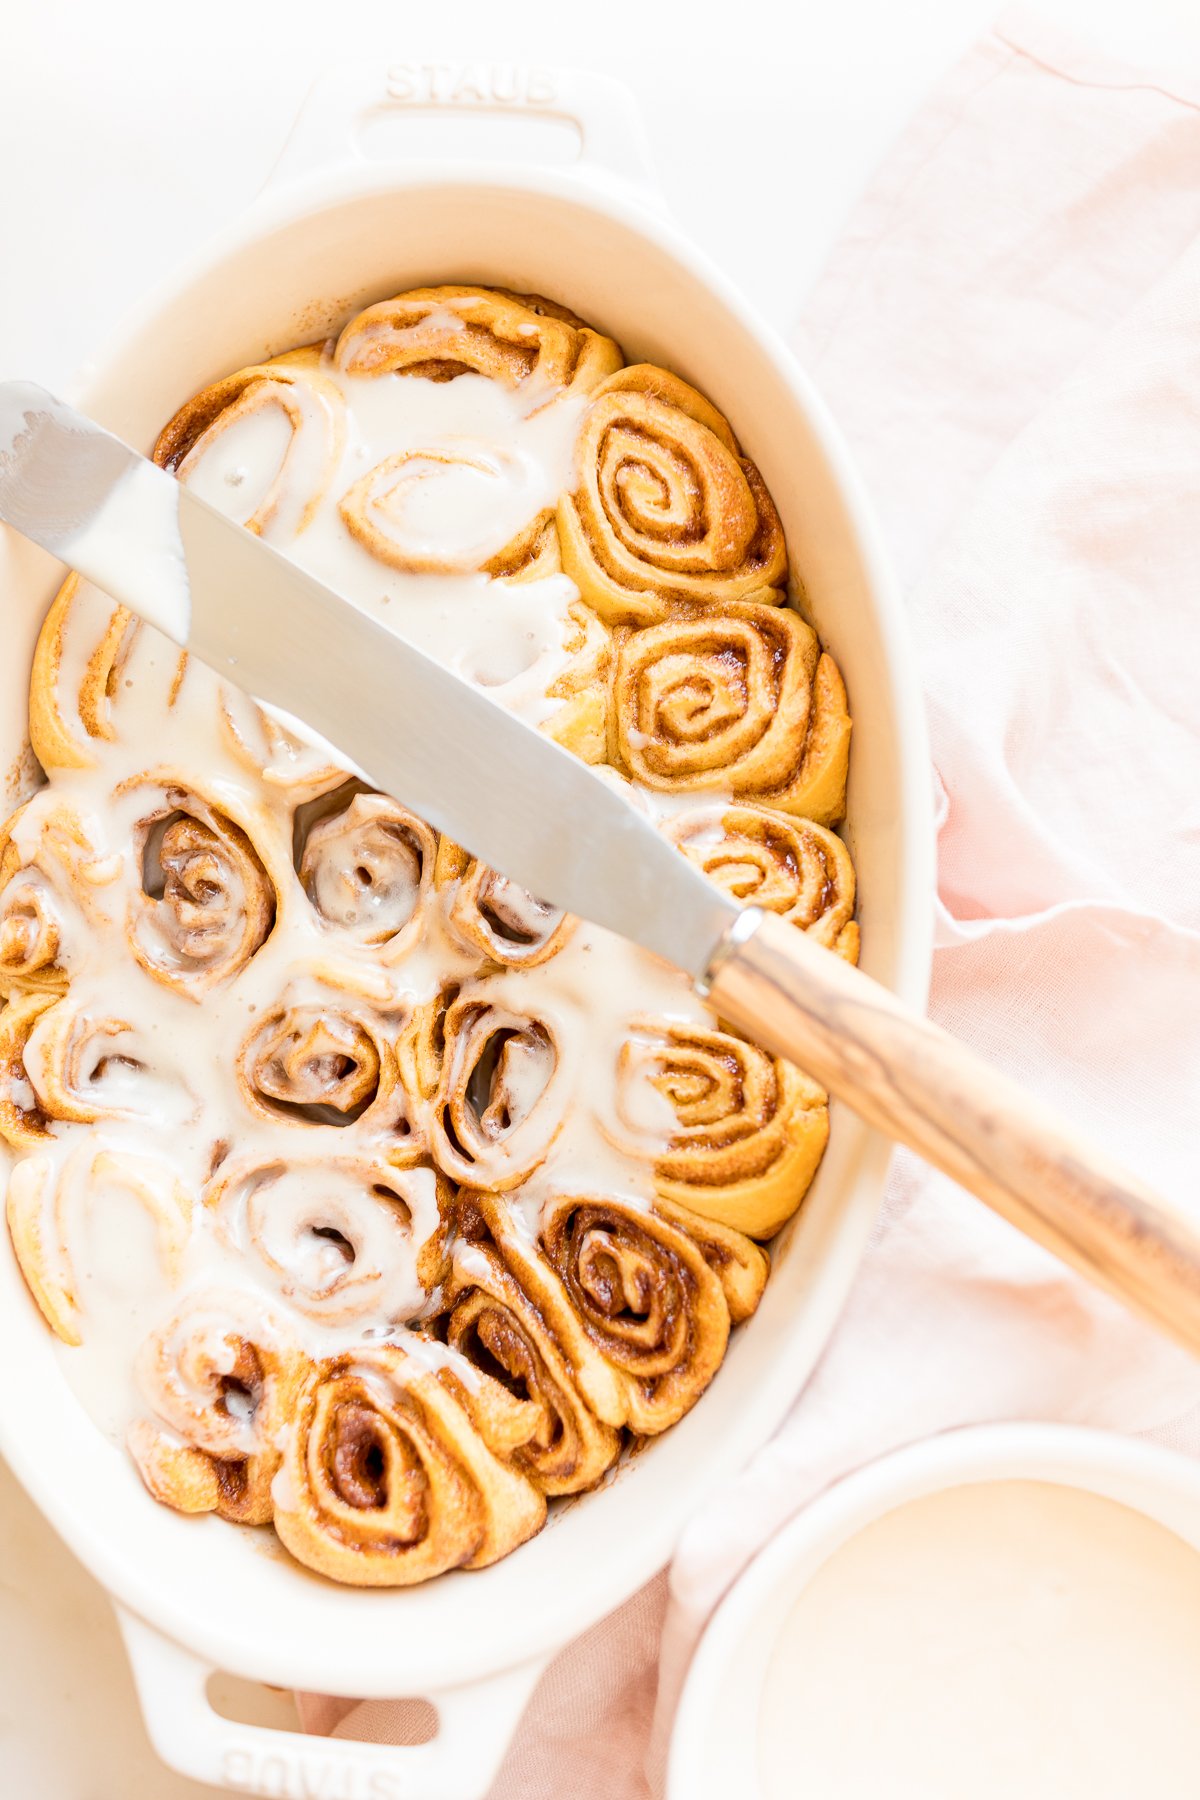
446, 1218, 621, 1495
295, 783, 437, 956
611, 1021, 830, 1238
120, 779, 280, 995
272, 1344, 546, 1585
334, 285, 621, 397
452, 1186, 767, 1438
664, 803, 859, 961
2, 280, 860, 1592
129, 1292, 307, 1523
612, 602, 852, 825
436, 840, 575, 968
558, 365, 787, 624
7, 1146, 191, 1346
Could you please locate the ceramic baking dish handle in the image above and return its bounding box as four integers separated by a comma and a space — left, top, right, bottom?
264, 62, 663, 200
117, 1607, 548, 1799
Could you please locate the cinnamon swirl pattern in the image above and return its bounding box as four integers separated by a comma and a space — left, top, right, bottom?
2, 284, 857, 1587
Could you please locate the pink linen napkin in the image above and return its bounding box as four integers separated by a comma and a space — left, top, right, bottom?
300, 13, 1200, 1791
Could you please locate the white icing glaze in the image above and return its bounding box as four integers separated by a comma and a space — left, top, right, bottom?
759, 1480, 1200, 1800
6, 356, 719, 1452
181, 363, 589, 730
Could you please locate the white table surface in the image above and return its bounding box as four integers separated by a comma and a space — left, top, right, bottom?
2, 0, 1199, 1791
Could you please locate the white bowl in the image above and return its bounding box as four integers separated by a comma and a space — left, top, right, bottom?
0, 64, 933, 1798
668, 1422, 1200, 1800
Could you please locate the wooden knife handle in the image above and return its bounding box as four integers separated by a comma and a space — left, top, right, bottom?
706, 911, 1200, 1356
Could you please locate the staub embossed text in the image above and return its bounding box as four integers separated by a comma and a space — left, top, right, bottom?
385, 62, 558, 107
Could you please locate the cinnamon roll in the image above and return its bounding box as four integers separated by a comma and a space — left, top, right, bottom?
446, 1220, 621, 1494
453, 1186, 766, 1437
612, 1021, 830, 1238
559, 365, 787, 624
0, 992, 181, 1149
340, 450, 557, 580
154, 346, 346, 541
7, 1146, 191, 1346
664, 802, 858, 960
612, 602, 852, 824
28, 576, 141, 773
295, 783, 437, 956
429, 989, 569, 1190
334, 285, 621, 397
205, 1155, 447, 1328
236, 1000, 407, 1136
120, 779, 279, 995
436, 840, 575, 969
272, 1345, 546, 1585
0, 797, 117, 998
129, 1292, 307, 1524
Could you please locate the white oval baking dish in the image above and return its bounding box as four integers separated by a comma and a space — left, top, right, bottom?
667, 1422, 1200, 1800
0, 65, 933, 1798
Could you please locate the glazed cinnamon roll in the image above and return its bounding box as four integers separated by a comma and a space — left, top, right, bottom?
295, 783, 437, 956
0, 992, 182, 1150
7, 1146, 191, 1346
0, 797, 118, 997
334, 285, 621, 397
206, 1154, 447, 1329
0, 991, 59, 1147
120, 779, 279, 995
612, 602, 852, 824
429, 988, 569, 1190
340, 450, 556, 580
558, 365, 788, 624
129, 1292, 307, 1524
664, 803, 858, 960
538, 1191, 766, 1433
611, 1021, 830, 1237
154, 346, 346, 541
272, 1345, 546, 1585
436, 840, 575, 969
236, 999, 409, 1140
29, 577, 130, 772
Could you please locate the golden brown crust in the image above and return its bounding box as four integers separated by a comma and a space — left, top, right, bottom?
664, 803, 859, 961
272, 1346, 546, 1585
334, 285, 622, 396
558, 365, 787, 625
611, 602, 851, 824
612, 1019, 830, 1238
